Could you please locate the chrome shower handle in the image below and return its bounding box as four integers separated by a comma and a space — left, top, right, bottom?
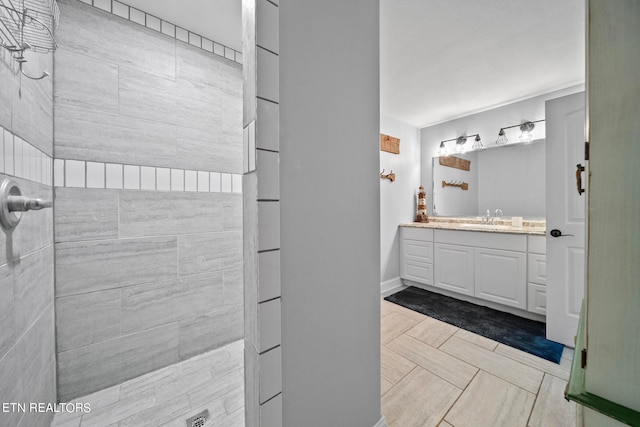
0, 178, 52, 231
7, 195, 52, 212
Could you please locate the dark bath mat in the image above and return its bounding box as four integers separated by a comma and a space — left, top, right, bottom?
385, 286, 564, 364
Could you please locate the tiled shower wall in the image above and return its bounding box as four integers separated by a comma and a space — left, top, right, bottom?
54, 0, 244, 401
0, 26, 56, 427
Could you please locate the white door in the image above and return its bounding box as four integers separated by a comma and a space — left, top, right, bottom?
545, 91, 586, 347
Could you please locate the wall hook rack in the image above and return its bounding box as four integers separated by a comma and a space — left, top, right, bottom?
0, 0, 59, 80
380, 169, 396, 182
442, 180, 468, 191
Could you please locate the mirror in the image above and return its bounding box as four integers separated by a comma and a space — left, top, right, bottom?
432, 141, 546, 218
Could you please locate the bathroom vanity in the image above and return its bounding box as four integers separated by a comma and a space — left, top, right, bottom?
399, 218, 547, 319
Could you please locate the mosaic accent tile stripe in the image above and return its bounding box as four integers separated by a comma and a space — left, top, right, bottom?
0, 127, 53, 186
78, 0, 243, 65
54, 159, 243, 194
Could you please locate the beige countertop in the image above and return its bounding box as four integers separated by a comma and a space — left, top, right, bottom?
400, 216, 546, 236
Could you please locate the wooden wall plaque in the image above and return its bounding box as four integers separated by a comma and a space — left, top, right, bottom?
380, 134, 400, 154
439, 155, 470, 171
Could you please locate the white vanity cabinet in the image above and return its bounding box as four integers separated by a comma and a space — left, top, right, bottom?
526, 235, 547, 315
400, 225, 547, 316
400, 227, 434, 285
435, 230, 527, 309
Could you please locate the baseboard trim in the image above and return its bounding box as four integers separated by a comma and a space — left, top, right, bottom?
373, 415, 388, 427
380, 277, 406, 297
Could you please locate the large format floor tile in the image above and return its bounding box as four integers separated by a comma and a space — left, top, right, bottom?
381, 297, 576, 427
445, 371, 536, 427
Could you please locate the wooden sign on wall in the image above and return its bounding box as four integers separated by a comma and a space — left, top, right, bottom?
439, 155, 470, 171
380, 134, 400, 154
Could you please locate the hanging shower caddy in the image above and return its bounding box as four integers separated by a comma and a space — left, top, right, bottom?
0, 0, 59, 80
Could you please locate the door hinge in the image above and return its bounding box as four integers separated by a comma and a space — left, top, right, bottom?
581, 348, 588, 368
585, 141, 590, 161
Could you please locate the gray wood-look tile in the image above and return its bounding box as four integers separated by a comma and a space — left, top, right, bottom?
0, 340, 23, 427
54, 47, 118, 113
56, 289, 121, 352
495, 343, 570, 381
18, 305, 56, 409
55, 104, 178, 168
119, 364, 181, 399
176, 125, 242, 173
55, 236, 178, 296
179, 306, 243, 360
176, 41, 227, 88
224, 265, 244, 307
14, 246, 54, 337
154, 367, 214, 404
187, 366, 243, 410
121, 272, 224, 334
118, 67, 221, 133
445, 371, 535, 427
406, 316, 459, 348
382, 300, 428, 322
220, 89, 244, 161
223, 193, 243, 230
242, 3, 256, 127
178, 230, 242, 278
382, 367, 461, 427
118, 394, 191, 427
56, 0, 176, 80
119, 191, 223, 238
0, 263, 14, 358
54, 188, 119, 243
381, 377, 394, 396
453, 328, 499, 350
57, 323, 180, 401
381, 312, 419, 344
69, 383, 120, 408
381, 345, 416, 385
388, 334, 478, 389
528, 374, 577, 427
81, 388, 156, 427
0, 53, 11, 128
440, 336, 544, 393
11, 54, 53, 155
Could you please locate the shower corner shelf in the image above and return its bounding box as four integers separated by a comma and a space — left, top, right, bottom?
0, 0, 60, 80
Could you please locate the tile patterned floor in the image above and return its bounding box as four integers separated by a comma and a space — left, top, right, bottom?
381, 299, 577, 427
51, 340, 244, 427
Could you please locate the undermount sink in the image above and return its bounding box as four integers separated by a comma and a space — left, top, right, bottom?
458, 223, 512, 230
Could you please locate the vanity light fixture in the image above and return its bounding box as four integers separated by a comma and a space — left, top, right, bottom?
438, 134, 481, 156
471, 134, 484, 151
496, 128, 509, 145
495, 119, 544, 146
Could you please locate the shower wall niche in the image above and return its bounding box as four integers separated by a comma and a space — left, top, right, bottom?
53, 0, 244, 401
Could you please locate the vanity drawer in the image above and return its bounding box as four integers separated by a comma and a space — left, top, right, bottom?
527, 283, 547, 315
401, 227, 434, 241
402, 260, 433, 286
435, 229, 526, 252
527, 253, 547, 284
402, 239, 433, 264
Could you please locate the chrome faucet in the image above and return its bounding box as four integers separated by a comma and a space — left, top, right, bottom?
495, 209, 503, 222
483, 209, 491, 224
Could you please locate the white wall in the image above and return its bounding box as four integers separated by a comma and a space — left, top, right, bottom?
380, 115, 420, 287
420, 85, 584, 216
280, 1, 382, 426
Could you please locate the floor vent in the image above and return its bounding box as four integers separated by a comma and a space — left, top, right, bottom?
186, 409, 209, 427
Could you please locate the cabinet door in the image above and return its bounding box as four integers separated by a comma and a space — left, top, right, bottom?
434, 243, 474, 295
474, 248, 527, 310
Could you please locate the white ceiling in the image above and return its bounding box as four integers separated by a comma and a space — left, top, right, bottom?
122, 0, 242, 52
381, 0, 586, 128
122, 1, 585, 130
